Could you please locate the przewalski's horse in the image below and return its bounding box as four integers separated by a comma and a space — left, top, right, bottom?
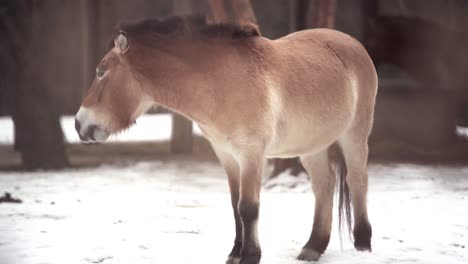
75, 15, 377, 264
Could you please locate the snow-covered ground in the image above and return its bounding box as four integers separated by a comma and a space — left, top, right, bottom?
1, 161, 467, 264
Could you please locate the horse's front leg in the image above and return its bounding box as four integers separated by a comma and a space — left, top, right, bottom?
214, 148, 242, 264
237, 152, 264, 264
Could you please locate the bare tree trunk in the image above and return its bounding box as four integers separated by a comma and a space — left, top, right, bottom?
80, 0, 99, 93
0, 10, 17, 149
1, 0, 68, 170
231, 0, 257, 24
397, 0, 409, 16
363, 0, 379, 40
323, 0, 336, 28
290, 0, 306, 32
209, 0, 257, 25
208, 0, 229, 23
306, 0, 336, 28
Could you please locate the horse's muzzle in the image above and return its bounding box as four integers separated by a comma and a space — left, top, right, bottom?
75, 118, 109, 143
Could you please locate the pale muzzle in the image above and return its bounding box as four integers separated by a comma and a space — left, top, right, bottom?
75, 107, 110, 143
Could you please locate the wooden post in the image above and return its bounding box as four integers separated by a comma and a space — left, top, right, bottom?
291, 0, 310, 31
289, 0, 298, 32
231, 0, 257, 24
171, 114, 193, 154
170, 0, 194, 154
4, 0, 68, 169
306, 0, 336, 29
363, 0, 379, 40
324, 0, 336, 28
208, 0, 229, 22
80, 0, 98, 96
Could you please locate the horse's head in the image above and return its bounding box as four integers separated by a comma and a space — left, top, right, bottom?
75, 15, 261, 143
75, 34, 153, 143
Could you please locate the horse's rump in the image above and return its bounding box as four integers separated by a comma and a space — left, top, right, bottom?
263, 29, 377, 158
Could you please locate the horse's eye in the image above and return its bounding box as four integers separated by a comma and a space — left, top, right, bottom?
97, 71, 105, 78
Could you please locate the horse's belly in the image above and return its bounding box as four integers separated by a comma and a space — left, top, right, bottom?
266, 132, 334, 158
265, 113, 350, 158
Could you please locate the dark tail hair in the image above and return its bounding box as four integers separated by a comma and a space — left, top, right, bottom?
329, 142, 353, 242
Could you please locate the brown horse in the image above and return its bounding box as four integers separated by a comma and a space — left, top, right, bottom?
75, 15, 377, 264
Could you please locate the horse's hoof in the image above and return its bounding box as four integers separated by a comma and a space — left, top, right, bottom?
226, 256, 240, 264
297, 248, 321, 261
240, 255, 261, 264
354, 220, 372, 252
355, 244, 372, 252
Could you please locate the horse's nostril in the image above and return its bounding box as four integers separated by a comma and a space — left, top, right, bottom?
75, 118, 81, 134
88, 125, 97, 141
75, 118, 98, 142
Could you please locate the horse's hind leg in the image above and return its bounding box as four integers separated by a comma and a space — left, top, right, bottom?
297, 149, 336, 261
339, 135, 372, 250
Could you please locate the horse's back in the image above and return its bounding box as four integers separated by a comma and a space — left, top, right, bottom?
263, 29, 377, 157
274, 28, 376, 86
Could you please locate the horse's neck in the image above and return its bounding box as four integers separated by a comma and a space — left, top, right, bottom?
144, 42, 236, 126
156, 74, 218, 126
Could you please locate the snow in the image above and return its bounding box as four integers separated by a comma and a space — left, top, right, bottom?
1, 162, 467, 264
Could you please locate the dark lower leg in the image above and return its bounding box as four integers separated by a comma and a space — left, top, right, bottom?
297, 196, 333, 261
238, 200, 261, 264
350, 183, 372, 251
303, 212, 331, 253
340, 140, 372, 251
298, 153, 335, 261
353, 212, 372, 251
237, 154, 263, 264
227, 174, 242, 260
228, 197, 243, 259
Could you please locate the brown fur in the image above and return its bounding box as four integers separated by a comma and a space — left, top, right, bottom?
75, 15, 377, 263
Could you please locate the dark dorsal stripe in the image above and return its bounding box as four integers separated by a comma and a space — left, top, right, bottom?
116, 14, 261, 40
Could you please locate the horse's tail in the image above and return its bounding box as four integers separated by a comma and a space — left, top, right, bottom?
329, 142, 352, 242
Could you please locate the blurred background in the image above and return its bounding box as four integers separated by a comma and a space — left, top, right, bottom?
1, 0, 467, 172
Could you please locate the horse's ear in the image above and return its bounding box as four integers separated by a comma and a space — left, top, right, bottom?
114, 33, 129, 53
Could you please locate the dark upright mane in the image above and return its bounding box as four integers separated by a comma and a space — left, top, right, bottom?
116, 14, 261, 40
